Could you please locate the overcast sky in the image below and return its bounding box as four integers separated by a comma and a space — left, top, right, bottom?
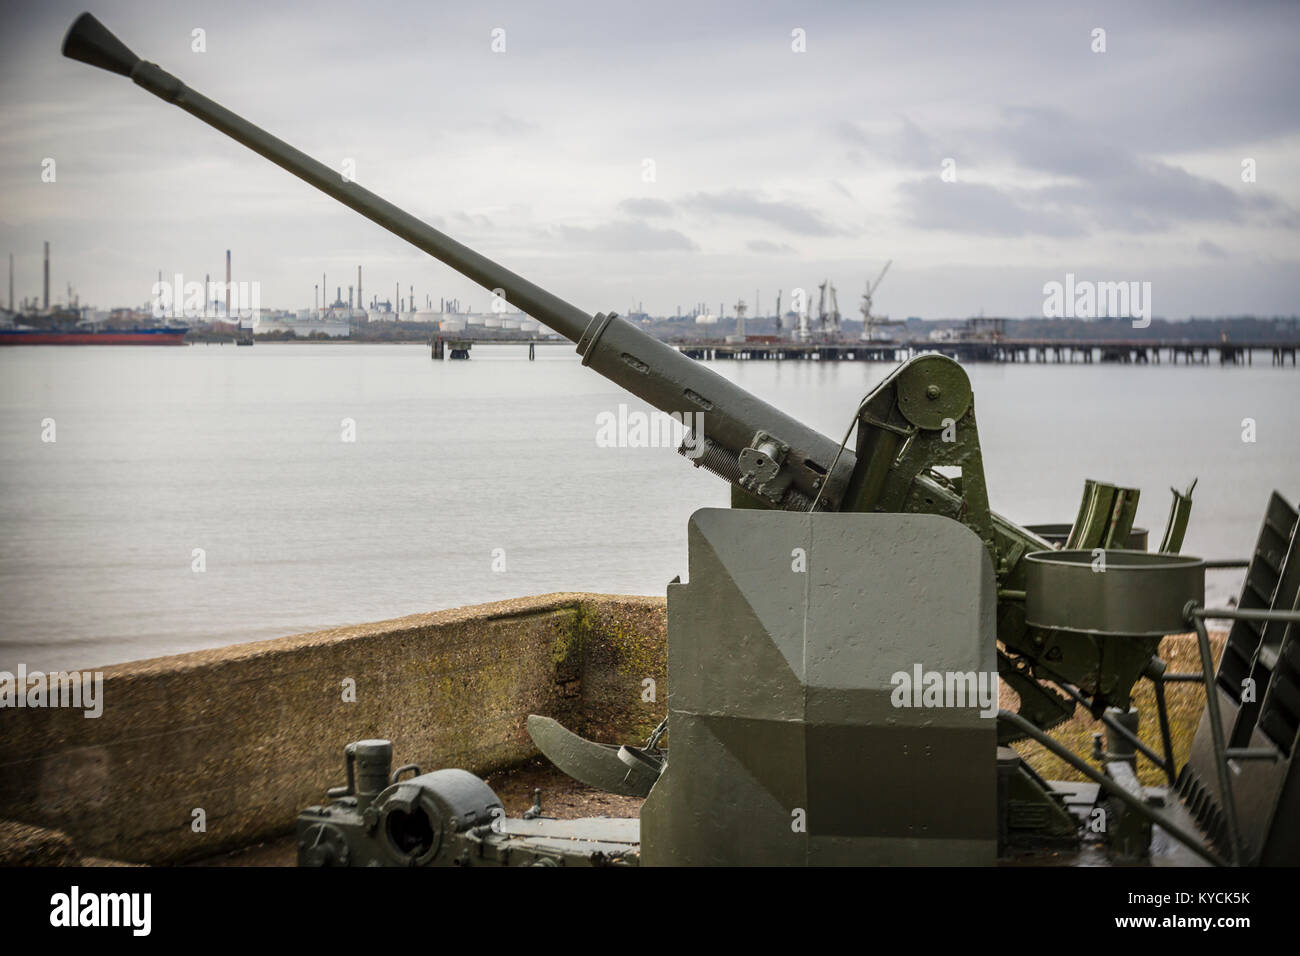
2, 0, 1297, 319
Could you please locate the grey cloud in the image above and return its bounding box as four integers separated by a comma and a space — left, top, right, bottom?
1040, 161, 1265, 233
990, 109, 1294, 232
995, 107, 1127, 181
489, 114, 540, 136
452, 211, 494, 231
899, 180, 1086, 238
835, 120, 870, 148
618, 197, 674, 217
685, 189, 841, 236
746, 239, 795, 254
890, 104, 1298, 237
1198, 240, 1228, 259
555, 219, 697, 252
837, 117, 948, 170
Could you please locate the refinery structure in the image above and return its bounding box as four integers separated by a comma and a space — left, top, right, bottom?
4, 239, 902, 345
1, 243, 548, 341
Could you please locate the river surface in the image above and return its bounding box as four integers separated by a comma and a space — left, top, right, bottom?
1, 342, 1295, 671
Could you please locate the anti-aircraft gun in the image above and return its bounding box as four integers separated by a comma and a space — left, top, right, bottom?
63, 13, 1300, 867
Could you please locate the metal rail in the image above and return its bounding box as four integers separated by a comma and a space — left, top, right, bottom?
1179, 604, 1300, 866
1055, 681, 1176, 785
997, 710, 1226, 867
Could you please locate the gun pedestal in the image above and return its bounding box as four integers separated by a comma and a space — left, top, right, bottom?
641, 510, 998, 865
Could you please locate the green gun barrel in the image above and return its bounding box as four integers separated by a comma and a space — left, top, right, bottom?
62, 12, 854, 511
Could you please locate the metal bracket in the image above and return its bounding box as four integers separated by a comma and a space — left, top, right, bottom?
737, 431, 792, 504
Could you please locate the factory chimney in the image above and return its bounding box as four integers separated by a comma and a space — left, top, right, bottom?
204, 273, 210, 317
348, 286, 353, 309
43, 242, 50, 310
357, 266, 362, 314
225, 249, 231, 318
8, 253, 12, 312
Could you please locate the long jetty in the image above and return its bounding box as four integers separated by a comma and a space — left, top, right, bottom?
671, 339, 1299, 366
430, 333, 1298, 366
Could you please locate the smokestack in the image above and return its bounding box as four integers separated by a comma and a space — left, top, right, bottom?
204, 273, 210, 317
43, 242, 49, 310
225, 249, 231, 317
336, 286, 340, 307
357, 265, 362, 314
348, 286, 353, 309
8, 253, 12, 312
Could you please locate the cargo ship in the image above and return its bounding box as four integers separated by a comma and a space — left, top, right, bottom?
0, 326, 188, 345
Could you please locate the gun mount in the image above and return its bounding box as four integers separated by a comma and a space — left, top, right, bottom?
63, 13, 1300, 867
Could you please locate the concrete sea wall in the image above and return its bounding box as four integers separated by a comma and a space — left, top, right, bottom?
0, 593, 667, 864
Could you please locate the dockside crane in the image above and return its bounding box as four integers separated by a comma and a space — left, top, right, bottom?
860, 259, 900, 342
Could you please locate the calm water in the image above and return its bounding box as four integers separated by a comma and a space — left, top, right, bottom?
1, 342, 1295, 671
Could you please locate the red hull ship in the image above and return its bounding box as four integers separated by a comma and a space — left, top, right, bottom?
0, 327, 188, 346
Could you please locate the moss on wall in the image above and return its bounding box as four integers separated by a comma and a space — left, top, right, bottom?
0, 593, 666, 864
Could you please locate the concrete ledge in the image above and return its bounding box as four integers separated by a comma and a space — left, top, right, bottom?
0, 593, 667, 864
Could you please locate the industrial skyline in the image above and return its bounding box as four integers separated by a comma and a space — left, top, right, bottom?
2, 0, 1298, 319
